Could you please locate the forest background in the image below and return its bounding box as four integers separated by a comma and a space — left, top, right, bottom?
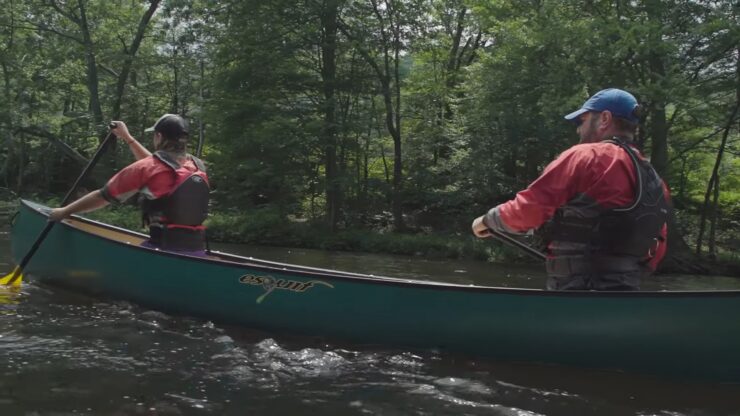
0, 0, 738, 274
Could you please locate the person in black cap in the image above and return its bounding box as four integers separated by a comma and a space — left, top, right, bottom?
49, 114, 211, 256
471, 88, 671, 290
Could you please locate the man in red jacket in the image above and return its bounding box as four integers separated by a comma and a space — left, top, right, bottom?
472, 88, 670, 290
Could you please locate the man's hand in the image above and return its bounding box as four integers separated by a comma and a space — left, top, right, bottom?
110, 121, 134, 143
48, 208, 69, 222
471, 215, 492, 238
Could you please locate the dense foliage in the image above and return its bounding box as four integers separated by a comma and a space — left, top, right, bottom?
0, 0, 738, 268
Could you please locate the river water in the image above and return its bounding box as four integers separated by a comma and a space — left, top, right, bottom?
1, 229, 740, 415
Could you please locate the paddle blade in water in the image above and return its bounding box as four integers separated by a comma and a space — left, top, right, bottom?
0, 266, 23, 287
0, 288, 20, 308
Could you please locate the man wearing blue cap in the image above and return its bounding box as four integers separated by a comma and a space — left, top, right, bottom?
471, 88, 671, 290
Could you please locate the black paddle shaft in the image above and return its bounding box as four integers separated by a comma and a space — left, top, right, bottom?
8, 126, 118, 282
487, 228, 547, 261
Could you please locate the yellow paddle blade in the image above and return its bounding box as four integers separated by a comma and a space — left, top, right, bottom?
0, 266, 23, 288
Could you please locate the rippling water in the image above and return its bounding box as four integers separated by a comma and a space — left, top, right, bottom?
2, 230, 740, 415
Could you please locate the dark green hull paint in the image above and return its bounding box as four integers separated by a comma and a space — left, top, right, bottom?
11, 200, 740, 382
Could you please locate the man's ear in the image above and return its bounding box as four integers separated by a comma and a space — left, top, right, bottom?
600, 110, 613, 129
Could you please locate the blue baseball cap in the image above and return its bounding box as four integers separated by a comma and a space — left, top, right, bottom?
564, 88, 639, 124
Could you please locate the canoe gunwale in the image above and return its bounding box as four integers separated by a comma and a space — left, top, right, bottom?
17, 199, 740, 298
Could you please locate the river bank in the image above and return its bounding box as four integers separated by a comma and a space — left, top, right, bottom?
46, 202, 518, 263
3, 197, 739, 277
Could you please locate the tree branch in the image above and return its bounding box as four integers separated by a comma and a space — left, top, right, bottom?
28, 21, 85, 44
47, 0, 81, 25
16, 126, 89, 165
98, 63, 119, 78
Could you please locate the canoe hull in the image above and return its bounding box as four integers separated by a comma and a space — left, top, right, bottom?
10, 200, 740, 382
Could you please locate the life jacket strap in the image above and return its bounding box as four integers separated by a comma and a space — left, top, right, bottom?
164, 224, 206, 231
149, 224, 206, 251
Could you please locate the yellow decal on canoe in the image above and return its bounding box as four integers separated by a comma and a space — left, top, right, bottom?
238, 274, 334, 304
66, 270, 100, 278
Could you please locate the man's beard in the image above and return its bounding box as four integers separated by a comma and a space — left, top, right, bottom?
579, 116, 601, 143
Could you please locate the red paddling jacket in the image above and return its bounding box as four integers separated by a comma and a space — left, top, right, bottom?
484, 137, 670, 290
101, 151, 210, 251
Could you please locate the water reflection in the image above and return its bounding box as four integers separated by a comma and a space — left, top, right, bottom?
3, 279, 740, 415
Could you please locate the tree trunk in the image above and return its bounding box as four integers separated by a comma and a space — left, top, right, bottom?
320, 0, 340, 231
77, 0, 103, 126
644, 0, 669, 177
392, 126, 403, 230
340, 0, 406, 230
1, 1, 15, 188
196, 60, 205, 158
647, 100, 668, 177
16, 133, 24, 193
171, 47, 180, 112
380, 144, 390, 184
362, 136, 369, 200
708, 172, 720, 260
442, 6, 466, 123
111, 0, 161, 119
677, 157, 688, 203
695, 76, 740, 256
696, 47, 740, 256
2, 60, 14, 189
390, 1, 404, 230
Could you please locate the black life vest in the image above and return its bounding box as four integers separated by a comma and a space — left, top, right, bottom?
141, 151, 210, 251
543, 138, 670, 289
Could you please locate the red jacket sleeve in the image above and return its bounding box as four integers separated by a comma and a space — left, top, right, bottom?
494, 146, 591, 232
100, 157, 159, 203
492, 142, 638, 233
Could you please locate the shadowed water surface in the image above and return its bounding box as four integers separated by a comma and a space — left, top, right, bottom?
2, 231, 740, 415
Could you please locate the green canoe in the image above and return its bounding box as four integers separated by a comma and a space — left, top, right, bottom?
10, 200, 740, 382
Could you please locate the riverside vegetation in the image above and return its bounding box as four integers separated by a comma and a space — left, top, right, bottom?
0, 1, 738, 275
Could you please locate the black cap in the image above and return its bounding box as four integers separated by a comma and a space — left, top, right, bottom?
145, 114, 189, 139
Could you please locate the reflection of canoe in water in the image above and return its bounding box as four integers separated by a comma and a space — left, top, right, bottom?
10, 199, 740, 382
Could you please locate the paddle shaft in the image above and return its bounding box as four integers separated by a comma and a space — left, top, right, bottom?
7, 129, 117, 283
487, 228, 546, 261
